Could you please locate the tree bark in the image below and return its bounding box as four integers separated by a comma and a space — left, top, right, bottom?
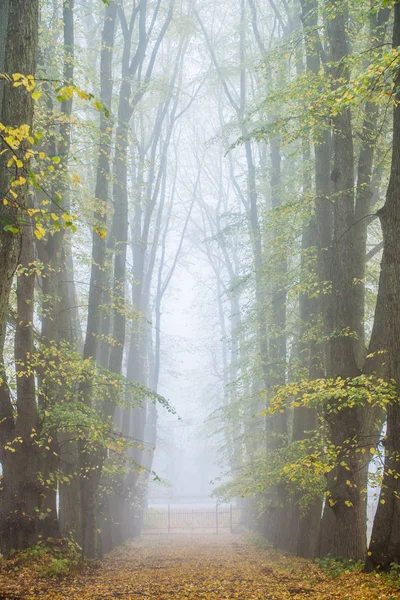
353, 6, 390, 367
0, 221, 41, 554
317, 0, 390, 560
316, 0, 369, 561
78, 1, 117, 559
0, 0, 39, 555
0, 0, 10, 112
36, 0, 76, 543
365, 1, 400, 571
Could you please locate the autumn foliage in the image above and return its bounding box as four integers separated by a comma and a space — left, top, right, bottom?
0, 535, 399, 600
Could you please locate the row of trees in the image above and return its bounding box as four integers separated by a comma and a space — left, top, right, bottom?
0, 0, 198, 558
190, 0, 400, 570
1, 0, 400, 572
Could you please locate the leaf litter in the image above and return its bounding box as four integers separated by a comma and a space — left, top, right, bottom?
0, 534, 398, 599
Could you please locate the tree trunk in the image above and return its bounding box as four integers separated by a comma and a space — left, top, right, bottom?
317, 0, 367, 560
102, 81, 130, 553
0, 221, 41, 554
36, 0, 76, 543
0, 0, 39, 556
78, 1, 117, 558
353, 6, 390, 367
262, 133, 289, 548
0, 0, 9, 112
365, 1, 400, 571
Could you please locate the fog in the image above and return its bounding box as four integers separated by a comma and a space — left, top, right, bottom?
150, 256, 222, 503
0, 0, 396, 567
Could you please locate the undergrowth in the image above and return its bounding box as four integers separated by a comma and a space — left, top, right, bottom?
380, 563, 400, 590
1, 537, 82, 578
248, 533, 400, 591
315, 555, 400, 591
315, 555, 364, 578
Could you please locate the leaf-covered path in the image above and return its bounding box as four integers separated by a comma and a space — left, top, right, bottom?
1, 535, 398, 600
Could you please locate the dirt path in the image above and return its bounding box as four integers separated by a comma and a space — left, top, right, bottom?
0, 535, 398, 599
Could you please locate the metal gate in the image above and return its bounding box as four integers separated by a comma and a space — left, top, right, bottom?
143, 504, 243, 534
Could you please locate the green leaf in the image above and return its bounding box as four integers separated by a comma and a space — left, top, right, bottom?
4, 224, 19, 234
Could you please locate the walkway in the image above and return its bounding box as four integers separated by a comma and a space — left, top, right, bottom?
0, 535, 397, 599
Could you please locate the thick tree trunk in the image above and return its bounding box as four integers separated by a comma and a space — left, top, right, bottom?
0, 0, 39, 555
0, 222, 41, 554
365, 2, 400, 571
78, 1, 117, 558
317, 1, 390, 561
0, 0, 9, 112
316, 0, 369, 560
36, 0, 76, 543
353, 7, 390, 367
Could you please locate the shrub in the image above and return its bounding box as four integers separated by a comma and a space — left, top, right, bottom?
315, 555, 364, 578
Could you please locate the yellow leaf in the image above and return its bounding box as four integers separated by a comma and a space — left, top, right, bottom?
34, 224, 45, 240
94, 225, 107, 239
27, 208, 40, 216
76, 88, 90, 100
11, 176, 26, 187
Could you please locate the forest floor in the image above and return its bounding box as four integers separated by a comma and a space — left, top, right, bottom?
0, 534, 399, 600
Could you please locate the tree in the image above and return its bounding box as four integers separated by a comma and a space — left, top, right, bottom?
365, 0, 400, 571
0, 0, 40, 554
